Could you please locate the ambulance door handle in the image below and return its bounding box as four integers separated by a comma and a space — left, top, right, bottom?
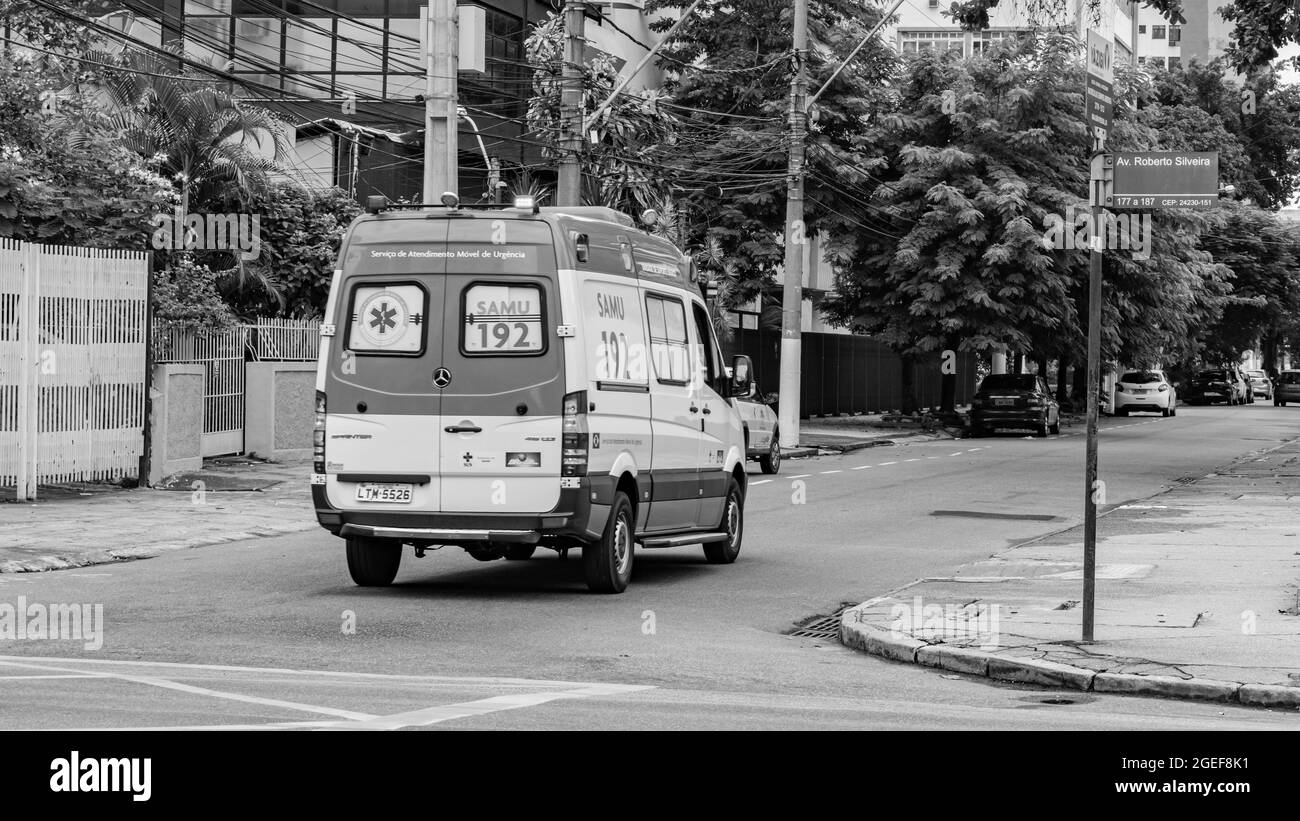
689, 405, 699, 413
702, 406, 712, 415
445, 425, 482, 433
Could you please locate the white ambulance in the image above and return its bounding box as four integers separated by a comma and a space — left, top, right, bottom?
312, 194, 754, 593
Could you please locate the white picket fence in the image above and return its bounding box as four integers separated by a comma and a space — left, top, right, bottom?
0, 240, 150, 499
154, 316, 319, 457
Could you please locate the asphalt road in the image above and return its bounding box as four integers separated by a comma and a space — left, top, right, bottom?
2, 403, 1298, 730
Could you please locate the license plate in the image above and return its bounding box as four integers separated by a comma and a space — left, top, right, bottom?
355, 483, 413, 503
994, 398, 1015, 407
1133, 389, 1149, 394
1204, 392, 1220, 397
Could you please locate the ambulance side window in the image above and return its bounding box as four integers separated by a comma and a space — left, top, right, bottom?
645, 293, 690, 384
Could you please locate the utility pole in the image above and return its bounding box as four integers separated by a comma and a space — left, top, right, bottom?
423, 0, 459, 203
557, 1, 587, 207
777, 0, 809, 450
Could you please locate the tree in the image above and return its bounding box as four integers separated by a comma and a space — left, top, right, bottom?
1194, 202, 1300, 370
1141, 60, 1300, 209
525, 11, 683, 215
822, 34, 1089, 413
644, 0, 898, 308
225, 183, 362, 319
0, 19, 174, 247
86, 51, 292, 216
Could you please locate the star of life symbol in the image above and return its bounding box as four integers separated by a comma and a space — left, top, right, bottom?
463, 452, 473, 468
369, 302, 397, 334
355, 289, 415, 349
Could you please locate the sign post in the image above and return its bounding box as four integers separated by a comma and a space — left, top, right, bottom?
1081, 25, 1113, 644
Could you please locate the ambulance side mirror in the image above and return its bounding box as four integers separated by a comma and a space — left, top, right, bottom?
730, 355, 752, 398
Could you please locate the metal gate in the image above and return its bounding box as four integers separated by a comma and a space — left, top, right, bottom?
154, 318, 319, 457
0, 240, 150, 499
154, 327, 245, 456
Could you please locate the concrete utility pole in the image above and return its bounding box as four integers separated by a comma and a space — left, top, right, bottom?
777, 0, 809, 449
423, 0, 459, 203
557, 1, 587, 207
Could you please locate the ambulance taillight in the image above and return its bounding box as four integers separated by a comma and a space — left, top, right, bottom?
313, 390, 327, 474
561, 390, 588, 477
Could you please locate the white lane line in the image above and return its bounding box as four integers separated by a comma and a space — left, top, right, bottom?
749, 479, 772, 485
0, 655, 642, 690
820, 470, 842, 474
0, 674, 99, 680
927, 456, 941, 460
949, 452, 964, 456
341, 684, 653, 731
0, 658, 378, 721
904, 459, 920, 462
851, 465, 872, 470
878, 461, 897, 466
967, 447, 983, 451
789, 474, 810, 479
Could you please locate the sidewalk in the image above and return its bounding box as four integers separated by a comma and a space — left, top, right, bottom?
0, 457, 316, 572
796, 412, 963, 455
841, 437, 1300, 708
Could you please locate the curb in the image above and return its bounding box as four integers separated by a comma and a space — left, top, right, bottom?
839, 608, 1300, 708
0, 521, 317, 574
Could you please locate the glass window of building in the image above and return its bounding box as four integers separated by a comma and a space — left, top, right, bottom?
1152, 25, 1166, 39
899, 30, 966, 57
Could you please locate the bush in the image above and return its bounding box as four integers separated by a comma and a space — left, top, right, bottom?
152, 256, 238, 336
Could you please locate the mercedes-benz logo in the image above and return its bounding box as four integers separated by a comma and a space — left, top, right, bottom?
433, 367, 452, 388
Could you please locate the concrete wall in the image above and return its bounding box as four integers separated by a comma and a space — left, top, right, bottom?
147, 364, 204, 486
244, 362, 315, 461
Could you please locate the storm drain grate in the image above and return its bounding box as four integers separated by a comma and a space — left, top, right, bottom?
789, 604, 854, 640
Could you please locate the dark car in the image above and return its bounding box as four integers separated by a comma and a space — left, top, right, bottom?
1276, 370, 1300, 406
1183, 369, 1245, 405
970, 374, 1061, 437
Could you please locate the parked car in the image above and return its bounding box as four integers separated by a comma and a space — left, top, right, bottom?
1113, 369, 1176, 417
969, 374, 1061, 437
736, 382, 780, 473
1245, 369, 1272, 400
1183, 369, 1247, 405
1233, 366, 1255, 403
1276, 370, 1300, 406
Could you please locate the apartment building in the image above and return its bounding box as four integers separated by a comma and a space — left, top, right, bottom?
109, 0, 661, 202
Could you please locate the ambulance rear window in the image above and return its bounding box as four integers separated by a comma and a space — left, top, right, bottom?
460, 282, 546, 355
346, 281, 427, 356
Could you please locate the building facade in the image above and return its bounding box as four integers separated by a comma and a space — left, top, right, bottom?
113, 0, 662, 203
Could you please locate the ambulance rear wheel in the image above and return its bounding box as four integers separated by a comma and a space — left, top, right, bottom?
346, 537, 401, 586
584, 492, 634, 593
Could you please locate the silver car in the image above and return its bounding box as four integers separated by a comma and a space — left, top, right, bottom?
1245, 369, 1272, 399
735, 382, 780, 473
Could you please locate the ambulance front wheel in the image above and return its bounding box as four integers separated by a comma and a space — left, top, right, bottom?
346, 536, 401, 586
703, 477, 744, 564
584, 492, 634, 593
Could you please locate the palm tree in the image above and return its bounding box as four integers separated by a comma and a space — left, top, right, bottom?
71, 50, 292, 215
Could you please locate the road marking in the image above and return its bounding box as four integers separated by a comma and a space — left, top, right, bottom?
852, 465, 871, 470
967, 447, 983, 451
927, 456, 940, 459
904, 459, 920, 462
789, 474, 810, 479
0, 658, 377, 721
749, 479, 772, 485
820, 470, 842, 474
879, 461, 897, 466
0, 656, 657, 731
343, 684, 653, 731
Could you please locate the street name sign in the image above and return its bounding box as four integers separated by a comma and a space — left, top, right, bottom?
1085, 29, 1114, 142
1109, 151, 1219, 209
